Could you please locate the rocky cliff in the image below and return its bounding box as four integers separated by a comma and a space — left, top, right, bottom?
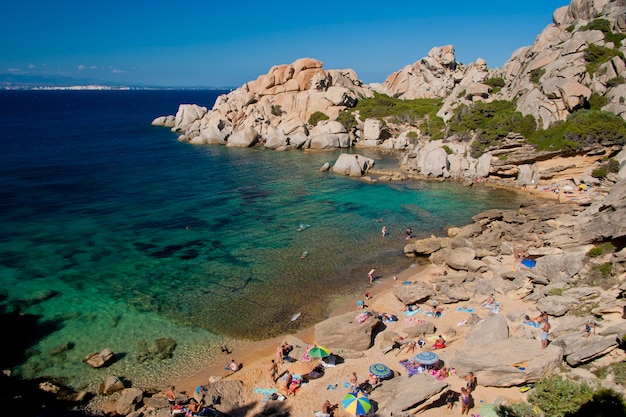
153, 0, 626, 186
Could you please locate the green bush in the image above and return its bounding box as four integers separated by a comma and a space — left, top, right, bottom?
596, 362, 626, 386
588, 246, 604, 258
530, 68, 546, 84
447, 100, 536, 157
483, 77, 505, 94
592, 166, 609, 178
442, 145, 453, 155
566, 24, 576, 33
528, 110, 626, 152
335, 93, 444, 135
308, 111, 329, 126
588, 93, 609, 110
496, 402, 540, 417
567, 388, 626, 417
607, 75, 625, 88
592, 159, 621, 178
585, 44, 625, 75
271, 105, 283, 116
581, 18, 626, 47
529, 376, 595, 417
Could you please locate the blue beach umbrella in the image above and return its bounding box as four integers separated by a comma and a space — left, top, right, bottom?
369, 363, 392, 379
415, 351, 439, 365
342, 392, 371, 416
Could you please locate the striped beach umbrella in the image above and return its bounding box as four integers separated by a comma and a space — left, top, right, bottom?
308, 345, 331, 358
342, 392, 371, 415
415, 351, 439, 365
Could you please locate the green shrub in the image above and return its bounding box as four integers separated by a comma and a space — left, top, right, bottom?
271, 105, 283, 116
566, 24, 576, 33
566, 388, 626, 417
308, 111, 329, 126
528, 376, 595, 417
528, 110, 626, 152
335, 93, 444, 135
447, 100, 536, 157
530, 68, 546, 84
585, 44, 625, 75
607, 158, 620, 173
593, 159, 621, 178
484, 77, 506, 94
407, 131, 418, 139
592, 166, 609, 178
581, 18, 626, 47
442, 145, 453, 155
596, 362, 626, 386
588, 246, 604, 258
607, 75, 625, 88
495, 402, 540, 417
588, 93, 609, 110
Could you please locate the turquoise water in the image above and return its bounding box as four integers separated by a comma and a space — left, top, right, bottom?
0, 91, 527, 390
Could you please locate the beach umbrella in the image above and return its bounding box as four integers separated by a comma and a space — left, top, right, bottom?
414, 351, 439, 365
288, 360, 319, 375
369, 363, 392, 379
342, 392, 371, 415
308, 345, 331, 358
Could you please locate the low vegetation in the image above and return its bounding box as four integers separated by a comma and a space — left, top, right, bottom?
591, 158, 620, 179
515, 376, 626, 417
581, 18, 626, 48
528, 109, 626, 152
336, 93, 444, 138
588, 242, 616, 258
483, 77, 506, 94
584, 44, 625, 76
596, 361, 626, 387
307, 111, 329, 126
446, 100, 536, 157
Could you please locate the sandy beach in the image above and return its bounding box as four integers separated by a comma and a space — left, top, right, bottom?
168, 261, 553, 416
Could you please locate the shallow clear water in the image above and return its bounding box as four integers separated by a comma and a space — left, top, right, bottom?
0, 90, 527, 390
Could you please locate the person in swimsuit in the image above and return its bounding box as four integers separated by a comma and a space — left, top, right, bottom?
541, 315, 551, 349
460, 387, 471, 415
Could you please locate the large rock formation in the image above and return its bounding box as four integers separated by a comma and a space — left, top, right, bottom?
500, 0, 626, 127
160, 58, 373, 149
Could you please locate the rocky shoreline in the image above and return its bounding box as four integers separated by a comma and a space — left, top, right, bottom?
26, 173, 622, 417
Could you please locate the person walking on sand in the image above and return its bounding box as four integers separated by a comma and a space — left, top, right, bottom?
368, 268, 376, 283
269, 359, 278, 383
381, 225, 387, 237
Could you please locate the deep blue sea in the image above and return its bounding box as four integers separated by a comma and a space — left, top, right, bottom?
0, 90, 527, 390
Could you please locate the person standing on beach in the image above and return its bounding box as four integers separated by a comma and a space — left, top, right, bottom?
381, 225, 387, 238
165, 386, 176, 408
368, 268, 376, 283
541, 314, 551, 349
348, 372, 358, 392
460, 387, 471, 415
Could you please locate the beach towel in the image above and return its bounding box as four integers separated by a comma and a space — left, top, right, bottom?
402, 307, 421, 316
423, 310, 443, 318
254, 388, 278, 403
403, 281, 412, 285
399, 359, 423, 376
300, 345, 313, 362
521, 259, 536, 268
523, 320, 542, 328
456, 307, 475, 313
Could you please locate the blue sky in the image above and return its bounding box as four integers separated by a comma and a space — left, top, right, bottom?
2, 1, 568, 87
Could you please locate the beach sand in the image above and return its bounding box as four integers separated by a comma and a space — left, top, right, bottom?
169, 260, 548, 416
